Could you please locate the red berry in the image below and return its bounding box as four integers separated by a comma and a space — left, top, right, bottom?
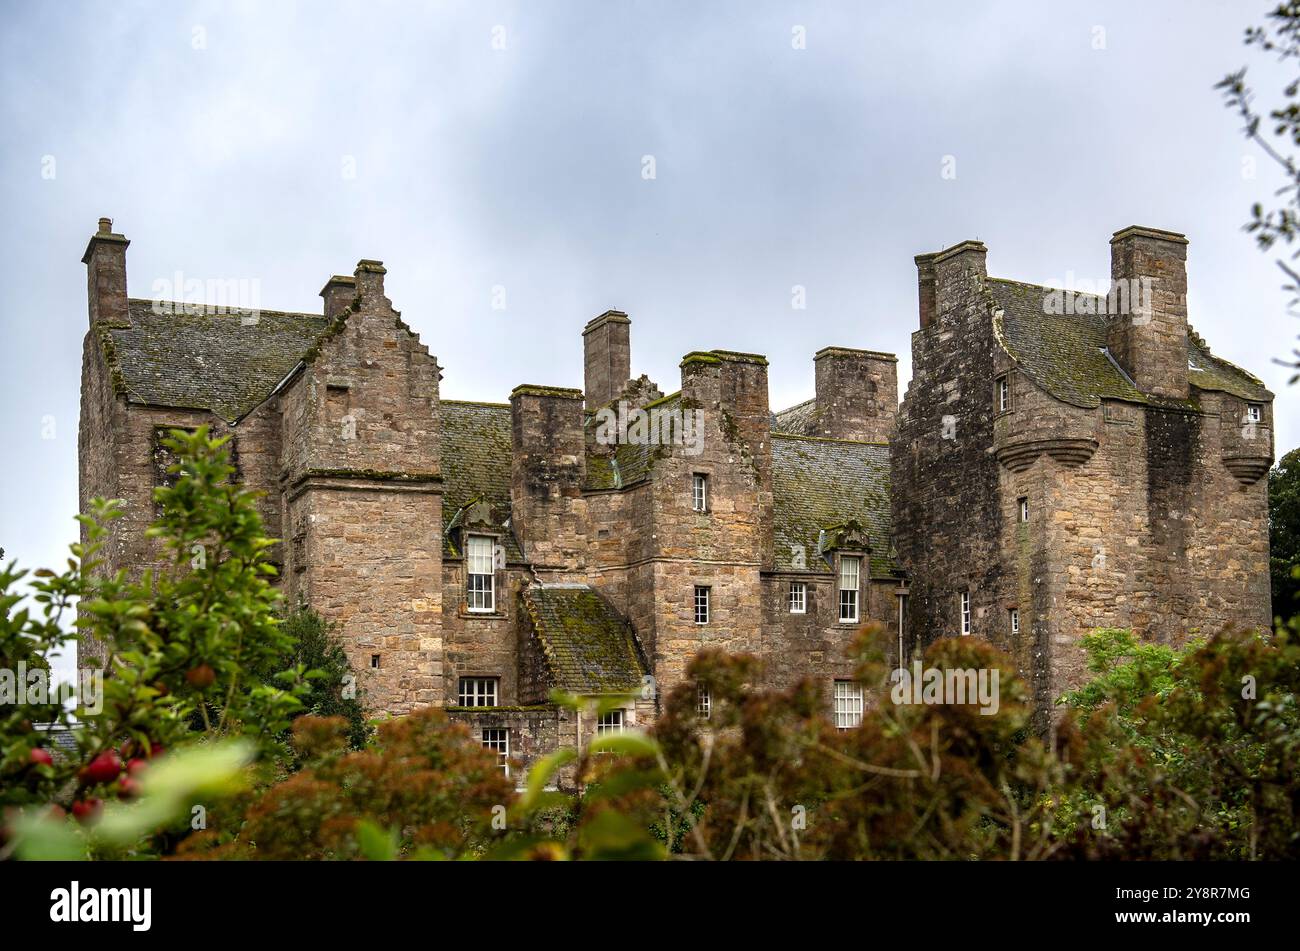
29, 748, 54, 767
71, 798, 102, 823
117, 777, 141, 800
81, 751, 122, 785
126, 758, 148, 776
185, 663, 216, 689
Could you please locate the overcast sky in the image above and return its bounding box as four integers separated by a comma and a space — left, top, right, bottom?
3, 1, 1298, 673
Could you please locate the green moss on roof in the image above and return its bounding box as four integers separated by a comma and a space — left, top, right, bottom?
771, 433, 897, 577
510, 384, 583, 399
522, 584, 646, 693
989, 278, 1270, 407
108, 300, 328, 422
583, 395, 679, 490
439, 401, 523, 562
680, 352, 723, 367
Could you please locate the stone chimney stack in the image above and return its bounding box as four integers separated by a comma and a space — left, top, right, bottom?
1106, 225, 1190, 400
916, 241, 987, 330
82, 217, 130, 328
509, 385, 589, 571
813, 347, 898, 443
915, 252, 938, 329
319, 275, 356, 320
353, 259, 388, 305
583, 310, 631, 410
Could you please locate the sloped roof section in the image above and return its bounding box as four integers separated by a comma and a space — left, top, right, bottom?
990, 278, 1271, 407
584, 393, 680, 490
522, 584, 646, 694
439, 400, 523, 562
108, 299, 328, 422
771, 434, 897, 577
772, 397, 819, 435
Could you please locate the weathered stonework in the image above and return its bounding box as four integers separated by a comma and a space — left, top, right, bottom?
78, 219, 1272, 777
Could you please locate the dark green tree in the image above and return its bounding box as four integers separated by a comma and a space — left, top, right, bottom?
279, 608, 369, 749
1269, 447, 1300, 616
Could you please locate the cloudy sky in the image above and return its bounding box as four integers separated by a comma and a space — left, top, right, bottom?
2, 1, 1297, 666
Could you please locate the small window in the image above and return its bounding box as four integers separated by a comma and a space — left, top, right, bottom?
788, 581, 807, 614
694, 586, 711, 625
697, 685, 711, 720
466, 535, 496, 612
369, 654, 381, 669
1247, 404, 1262, 423
692, 473, 709, 512
996, 375, 1010, 413
458, 677, 499, 707
1018, 497, 1029, 522
960, 592, 971, 636
833, 681, 863, 730
597, 710, 624, 735
482, 728, 510, 777
838, 556, 861, 623
1009, 608, 1020, 635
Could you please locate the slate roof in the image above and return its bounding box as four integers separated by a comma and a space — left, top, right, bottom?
772, 397, 819, 435
989, 278, 1271, 408
439, 401, 524, 562
522, 583, 647, 693
771, 433, 897, 577
584, 393, 679, 491
107, 299, 328, 422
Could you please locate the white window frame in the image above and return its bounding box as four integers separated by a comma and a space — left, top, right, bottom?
997, 376, 1010, 413
788, 581, 807, 614
834, 680, 864, 730
466, 534, 496, 612
694, 585, 711, 625
960, 591, 971, 636
1247, 403, 1262, 423
1018, 497, 1029, 522
482, 727, 510, 777
697, 685, 711, 720
692, 473, 708, 512
1009, 608, 1020, 635
458, 676, 499, 708
838, 556, 861, 623
597, 710, 624, 735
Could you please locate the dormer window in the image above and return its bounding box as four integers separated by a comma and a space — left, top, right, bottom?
1247, 404, 1262, 424
996, 375, 1010, 413
466, 535, 496, 612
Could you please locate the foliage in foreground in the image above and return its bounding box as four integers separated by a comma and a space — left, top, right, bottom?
2, 427, 1297, 861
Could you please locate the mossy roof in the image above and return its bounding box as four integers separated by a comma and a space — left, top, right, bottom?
771, 434, 897, 577
107, 300, 328, 423
583, 394, 679, 491
522, 584, 646, 693
989, 278, 1271, 408
439, 401, 523, 562
772, 397, 819, 435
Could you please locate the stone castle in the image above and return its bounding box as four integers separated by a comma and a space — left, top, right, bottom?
78, 218, 1274, 774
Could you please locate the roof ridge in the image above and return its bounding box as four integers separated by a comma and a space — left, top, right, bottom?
773, 432, 889, 448
442, 398, 510, 409
127, 298, 325, 320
